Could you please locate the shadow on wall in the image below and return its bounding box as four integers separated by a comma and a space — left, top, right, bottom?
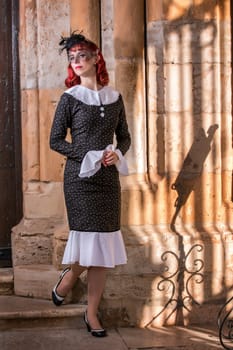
113, 0, 231, 328
171, 124, 219, 218
141, 0, 229, 328
141, 126, 219, 328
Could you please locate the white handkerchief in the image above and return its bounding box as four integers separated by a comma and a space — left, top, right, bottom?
79, 144, 128, 178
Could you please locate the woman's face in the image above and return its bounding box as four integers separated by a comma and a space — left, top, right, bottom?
68, 45, 97, 78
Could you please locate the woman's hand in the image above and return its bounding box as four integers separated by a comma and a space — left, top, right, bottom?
102, 150, 119, 167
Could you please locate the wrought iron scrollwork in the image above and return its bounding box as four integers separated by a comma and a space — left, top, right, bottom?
145, 244, 204, 327
218, 296, 233, 349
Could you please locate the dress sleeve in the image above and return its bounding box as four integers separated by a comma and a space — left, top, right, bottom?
115, 95, 131, 155
50, 93, 82, 161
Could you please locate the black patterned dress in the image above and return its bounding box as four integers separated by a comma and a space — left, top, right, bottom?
50, 85, 131, 267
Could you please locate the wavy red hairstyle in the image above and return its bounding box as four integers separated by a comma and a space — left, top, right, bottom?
65, 42, 109, 88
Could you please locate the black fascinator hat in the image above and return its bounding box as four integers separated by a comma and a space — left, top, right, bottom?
59, 31, 96, 53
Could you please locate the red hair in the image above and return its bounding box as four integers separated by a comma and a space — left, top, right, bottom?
65, 42, 109, 88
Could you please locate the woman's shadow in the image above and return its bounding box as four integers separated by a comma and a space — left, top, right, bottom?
170, 124, 218, 325
171, 124, 219, 220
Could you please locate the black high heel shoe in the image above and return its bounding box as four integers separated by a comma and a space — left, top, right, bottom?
52, 267, 71, 306
84, 311, 107, 337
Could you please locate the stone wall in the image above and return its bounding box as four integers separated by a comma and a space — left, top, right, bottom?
12, 0, 233, 327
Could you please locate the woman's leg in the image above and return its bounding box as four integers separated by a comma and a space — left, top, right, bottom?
87, 267, 107, 329
56, 263, 86, 297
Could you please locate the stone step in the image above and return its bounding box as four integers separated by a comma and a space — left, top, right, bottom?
14, 264, 68, 300
0, 268, 14, 296
0, 295, 86, 330
13, 264, 86, 303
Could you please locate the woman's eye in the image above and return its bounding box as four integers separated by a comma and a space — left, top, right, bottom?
69, 56, 74, 62
79, 54, 86, 59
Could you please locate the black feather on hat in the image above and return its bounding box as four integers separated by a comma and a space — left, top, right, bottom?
59, 30, 91, 53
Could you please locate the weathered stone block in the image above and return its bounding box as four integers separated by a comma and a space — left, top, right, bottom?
192, 0, 226, 20
147, 0, 164, 22
114, 60, 146, 175
113, 0, 144, 58
21, 89, 40, 181
36, 0, 69, 89
70, 0, 100, 45
163, 0, 192, 21
147, 1, 226, 22
14, 264, 71, 302
101, 0, 115, 85
24, 182, 65, 219
19, 0, 40, 90
147, 19, 224, 65
39, 89, 66, 182
11, 219, 60, 266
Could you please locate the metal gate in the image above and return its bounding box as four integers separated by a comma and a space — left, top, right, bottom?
0, 0, 22, 267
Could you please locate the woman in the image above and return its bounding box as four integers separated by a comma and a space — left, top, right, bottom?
50, 32, 131, 337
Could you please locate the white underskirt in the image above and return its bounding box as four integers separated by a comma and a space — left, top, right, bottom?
62, 230, 127, 268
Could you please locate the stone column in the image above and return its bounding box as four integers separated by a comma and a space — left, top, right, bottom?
101, 0, 152, 326
12, 0, 70, 269
20, 0, 40, 183
101, 0, 115, 84
113, 0, 146, 175
112, 0, 151, 228
70, 0, 100, 44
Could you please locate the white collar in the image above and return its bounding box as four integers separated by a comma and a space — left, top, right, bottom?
65, 85, 119, 106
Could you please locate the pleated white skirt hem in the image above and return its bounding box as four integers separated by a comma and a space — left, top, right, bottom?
62, 230, 127, 268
